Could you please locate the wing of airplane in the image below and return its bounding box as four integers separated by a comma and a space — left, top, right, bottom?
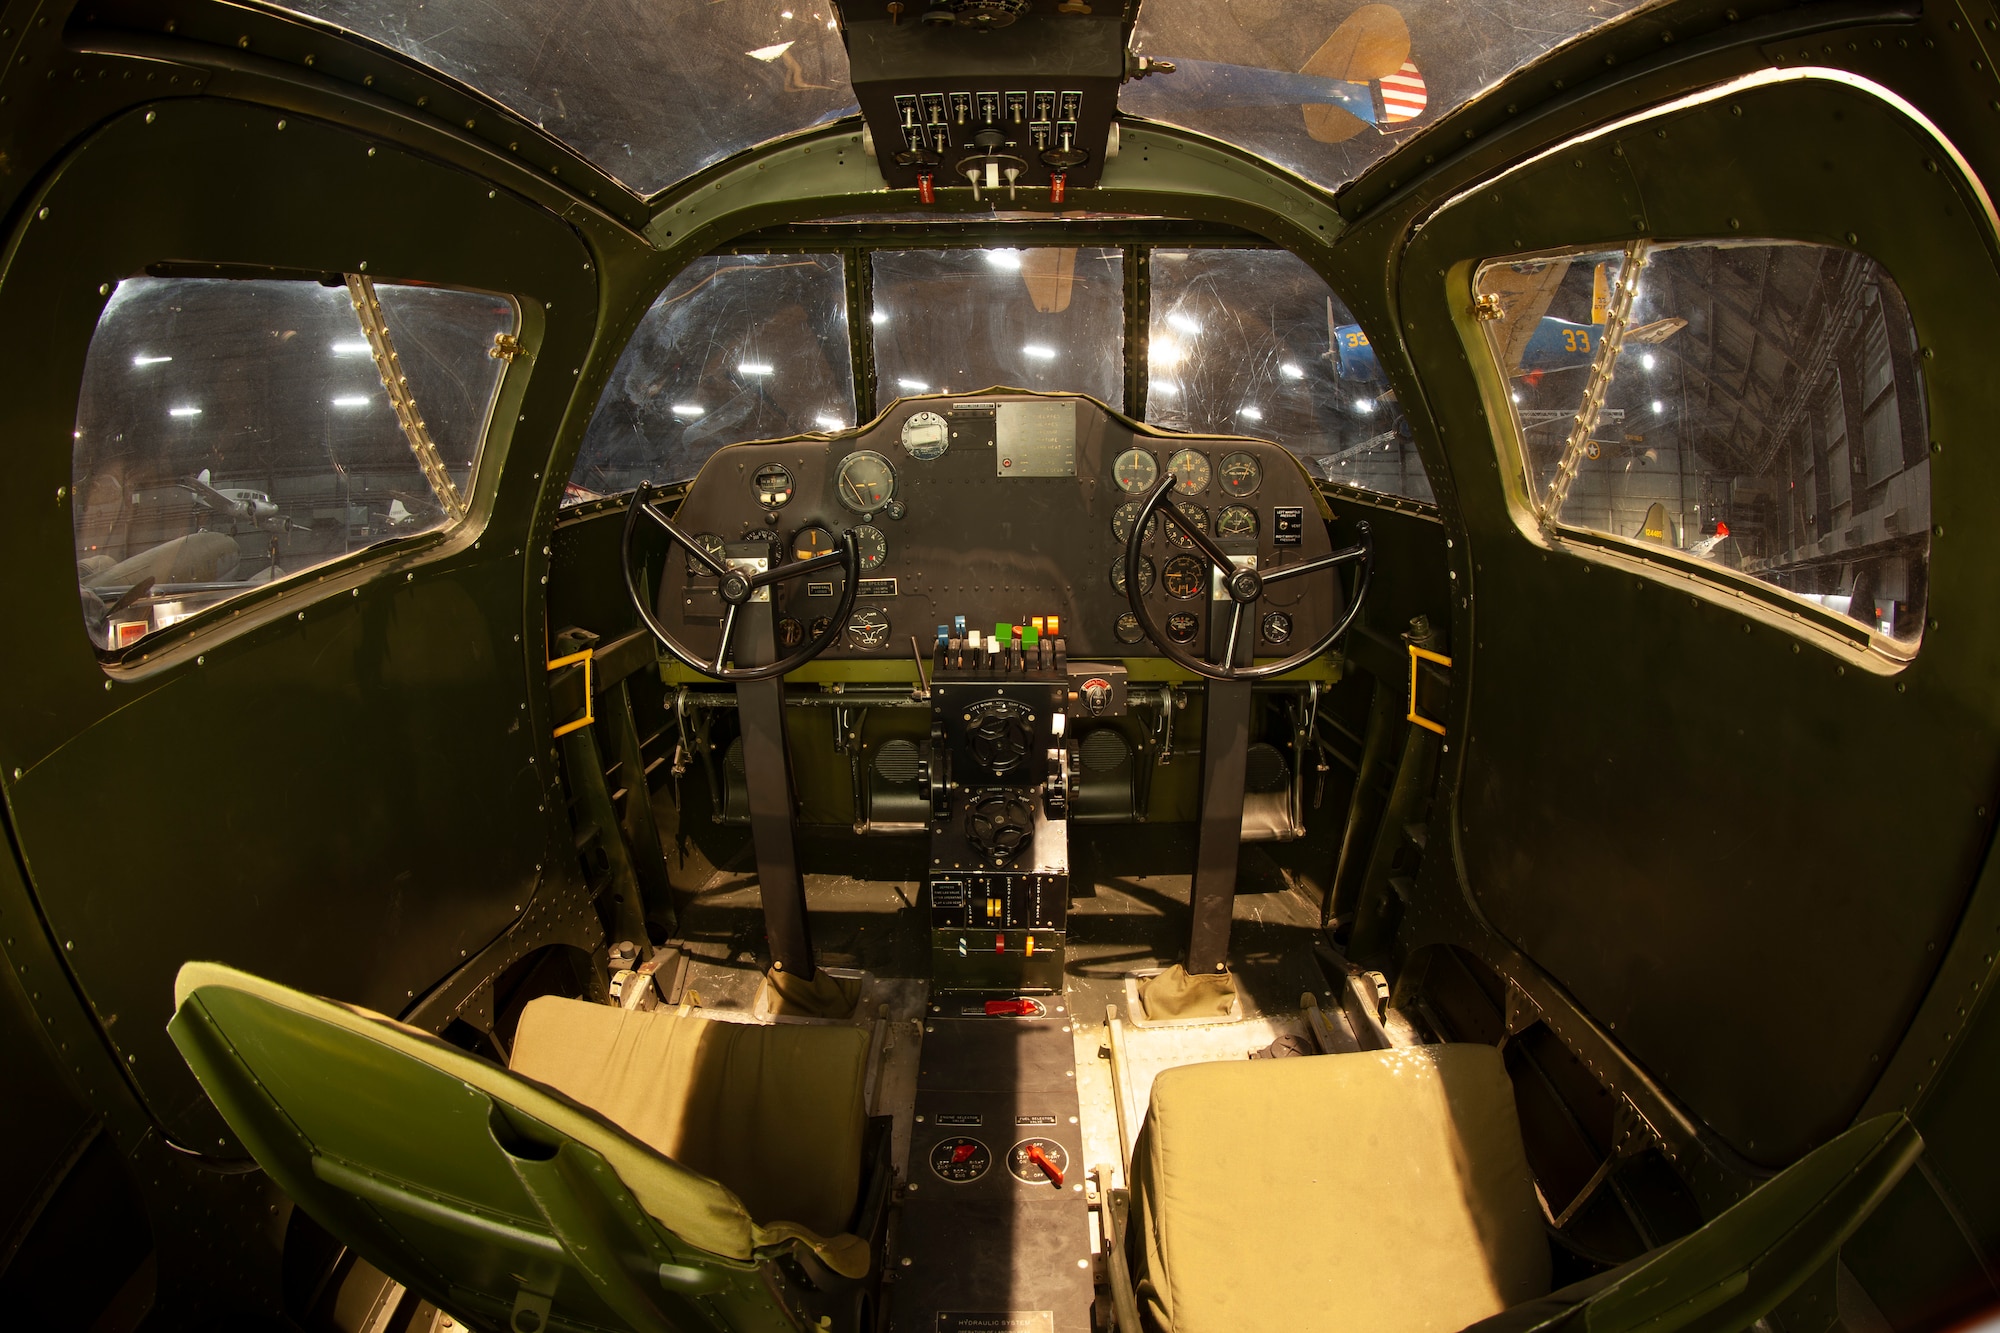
1482, 261, 1571, 374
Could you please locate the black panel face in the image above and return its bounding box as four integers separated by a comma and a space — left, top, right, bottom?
658, 393, 1336, 661
839, 6, 1125, 193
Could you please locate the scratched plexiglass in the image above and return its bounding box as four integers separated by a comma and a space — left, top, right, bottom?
570, 254, 856, 499
271, 0, 858, 197
73, 277, 514, 650
1123, 0, 1665, 194
1146, 248, 1429, 503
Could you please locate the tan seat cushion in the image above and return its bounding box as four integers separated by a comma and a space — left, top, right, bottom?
1131, 1044, 1550, 1333
511, 997, 870, 1240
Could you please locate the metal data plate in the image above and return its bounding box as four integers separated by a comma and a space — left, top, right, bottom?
995, 402, 1077, 477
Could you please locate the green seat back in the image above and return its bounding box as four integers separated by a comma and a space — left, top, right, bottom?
168, 962, 838, 1333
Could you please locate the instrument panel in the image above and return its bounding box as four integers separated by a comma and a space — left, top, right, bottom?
658, 393, 1341, 662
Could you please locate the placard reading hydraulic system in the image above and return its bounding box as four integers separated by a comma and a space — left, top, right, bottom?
994, 401, 1076, 477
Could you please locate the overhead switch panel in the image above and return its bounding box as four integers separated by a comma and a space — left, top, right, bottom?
833, 1, 1141, 196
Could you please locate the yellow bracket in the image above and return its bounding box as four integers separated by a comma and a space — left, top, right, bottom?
548, 648, 595, 739
1407, 644, 1452, 737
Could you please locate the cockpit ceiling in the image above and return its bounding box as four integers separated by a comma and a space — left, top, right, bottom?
265, 0, 1665, 199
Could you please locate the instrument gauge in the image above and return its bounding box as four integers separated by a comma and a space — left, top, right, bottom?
901, 410, 950, 460
1111, 500, 1160, 545
1261, 612, 1294, 646
850, 524, 888, 571
1162, 555, 1207, 600
752, 463, 795, 509
1164, 503, 1209, 549
847, 608, 892, 650
777, 617, 806, 650
1113, 448, 1160, 494
1219, 451, 1262, 498
1216, 505, 1258, 538
835, 450, 897, 514
791, 524, 837, 562
1110, 556, 1156, 597
1114, 612, 1146, 645
685, 531, 726, 574
808, 616, 833, 641
1166, 612, 1200, 644
1167, 449, 1211, 496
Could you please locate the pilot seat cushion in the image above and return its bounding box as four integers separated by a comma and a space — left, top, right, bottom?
1129, 1044, 1550, 1333
511, 996, 870, 1241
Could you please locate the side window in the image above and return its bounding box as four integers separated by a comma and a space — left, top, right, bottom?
1478, 242, 1929, 645
871, 247, 1125, 405
1146, 249, 1430, 503
569, 254, 854, 500
73, 276, 514, 651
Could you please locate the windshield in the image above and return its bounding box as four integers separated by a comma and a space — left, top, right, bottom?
1124, 0, 1666, 193
270, 0, 857, 197
269, 0, 1662, 200
572, 241, 1430, 505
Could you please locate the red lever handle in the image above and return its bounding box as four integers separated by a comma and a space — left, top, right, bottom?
985, 999, 1034, 1016
951, 1143, 978, 1165
917, 171, 936, 205
1026, 1143, 1064, 1187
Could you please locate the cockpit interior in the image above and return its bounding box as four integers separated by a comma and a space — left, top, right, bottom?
3, 3, 1998, 1332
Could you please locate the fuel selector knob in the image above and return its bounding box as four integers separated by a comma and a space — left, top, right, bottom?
1080, 678, 1112, 716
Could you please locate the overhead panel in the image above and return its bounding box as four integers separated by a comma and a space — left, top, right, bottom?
834, 0, 1131, 201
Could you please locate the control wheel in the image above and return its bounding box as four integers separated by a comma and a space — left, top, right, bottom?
1121, 475, 1371, 681
621, 482, 859, 681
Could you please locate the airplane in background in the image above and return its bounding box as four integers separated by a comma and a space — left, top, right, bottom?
1134, 4, 1430, 145
182, 468, 309, 535
1331, 311, 1689, 383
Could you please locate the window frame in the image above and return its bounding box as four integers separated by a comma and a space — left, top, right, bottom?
1462, 240, 1931, 663
76, 269, 531, 666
